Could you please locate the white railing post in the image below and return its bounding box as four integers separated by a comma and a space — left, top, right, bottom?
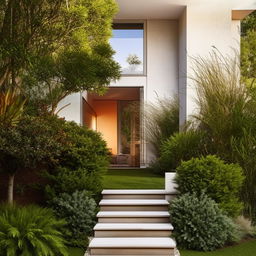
165, 172, 177, 201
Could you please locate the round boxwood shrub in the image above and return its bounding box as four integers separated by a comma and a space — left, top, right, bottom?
50, 190, 97, 248
0, 204, 68, 256
45, 121, 109, 197
154, 130, 208, 174
175, 155, 244, 217
170, 193, 239, 251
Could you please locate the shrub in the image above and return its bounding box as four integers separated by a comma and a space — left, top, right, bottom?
170, 193, 239, 251
0, 204, 68, 256
175, 155, 244, 217
144, 97, 179, 156
50, 190, 97, 248
154, 130, 207, 174
191, 50, 256, 220
46, 167, 103, 197
46, 121, 109, 197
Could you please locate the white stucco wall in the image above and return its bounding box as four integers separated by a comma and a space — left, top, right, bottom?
178, 9, 187, 128
57, 92, 82, 124
146, 20, 179, 103
182, 2, 242, 120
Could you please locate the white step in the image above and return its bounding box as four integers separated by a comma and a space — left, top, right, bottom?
94, 223, 173, 237
97, 211, 170, 223
99, 199, 169, 211
89, 237, 176, 255
102, 190, 175, 199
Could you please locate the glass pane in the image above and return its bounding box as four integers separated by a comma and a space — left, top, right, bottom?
110, 25, 144, 75
119, 101, 140, 155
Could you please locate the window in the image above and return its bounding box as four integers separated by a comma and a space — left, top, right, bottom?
110, 23, 144, 75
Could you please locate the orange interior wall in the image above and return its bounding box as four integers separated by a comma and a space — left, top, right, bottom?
93, 100, 118, 155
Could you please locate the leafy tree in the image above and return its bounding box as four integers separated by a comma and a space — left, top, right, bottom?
0, 115, 67, 203
0, 0, 120, 113
241, 11, 256, 85
127, 54, 142, 66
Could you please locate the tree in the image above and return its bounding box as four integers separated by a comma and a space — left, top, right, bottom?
0, 0, 120, 113
0, 115, 67, 203
126, 54, 142, 66
241, 11, 256, 85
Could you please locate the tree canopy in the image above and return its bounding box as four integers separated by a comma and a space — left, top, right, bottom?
0, 0, 121, 113
241, 11, 256, 85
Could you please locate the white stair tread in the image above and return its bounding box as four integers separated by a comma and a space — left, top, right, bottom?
99, 199, 169, 206
94, 223, 173, 230
97, 211, 170, 218
89, 237, 176, 248
102, 189, 176, 195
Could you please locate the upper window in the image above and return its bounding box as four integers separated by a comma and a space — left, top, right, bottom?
110, 23, 144, 75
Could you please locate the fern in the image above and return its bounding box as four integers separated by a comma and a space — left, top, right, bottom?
0, 204, 68, 256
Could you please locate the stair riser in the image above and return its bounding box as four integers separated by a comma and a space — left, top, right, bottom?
95, 230, 172, 237
103, 194, 165, 199
100, 206, 168, 211
90, 248, 175, 255
98, 217, 170, 223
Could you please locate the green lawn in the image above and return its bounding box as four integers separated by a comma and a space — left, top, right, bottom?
67, 240, 256, 256
68, 247, 84, 256
180, 239, 256, 256
102, 168, 164, 189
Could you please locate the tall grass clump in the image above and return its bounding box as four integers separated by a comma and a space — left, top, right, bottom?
191, 50, 256, 222
144, 97, 179, 156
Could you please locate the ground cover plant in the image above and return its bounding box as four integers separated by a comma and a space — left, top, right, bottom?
0, 204, 68, 256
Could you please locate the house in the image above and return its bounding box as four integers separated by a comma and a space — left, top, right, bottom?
57, 0, 256, 168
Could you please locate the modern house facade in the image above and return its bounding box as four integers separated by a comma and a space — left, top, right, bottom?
57, 0, 256, 167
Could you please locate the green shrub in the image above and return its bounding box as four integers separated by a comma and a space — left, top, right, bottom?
50, 190, 97, 248
191, 50, 256, 220
0, 204, 68, 256
154, 130, 207, 174
170, 193, 239, 251
46, 121, 109, 197
175, 155, 244, 217
46, 167, 103, 197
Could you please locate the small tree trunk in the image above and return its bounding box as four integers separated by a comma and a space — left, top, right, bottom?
7, 174, 15, 204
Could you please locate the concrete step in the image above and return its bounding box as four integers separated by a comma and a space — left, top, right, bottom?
97, 211, 170, 223
99, 199, 169, 211
88, 237, 176, 255
94, 223, 173, 237
102, 189, 174, 199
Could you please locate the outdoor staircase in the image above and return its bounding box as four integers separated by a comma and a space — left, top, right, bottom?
88, 189, 177, 256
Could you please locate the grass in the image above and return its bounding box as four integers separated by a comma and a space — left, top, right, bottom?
102, 168, 164, 189
67, 247, 84, 256
180, 239, 256, 256
67, 240, 256, 256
